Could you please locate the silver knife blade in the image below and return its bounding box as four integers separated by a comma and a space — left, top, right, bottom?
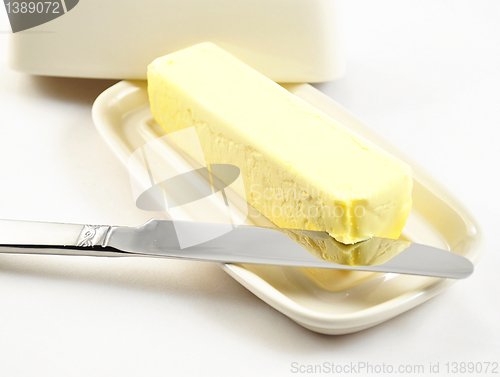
0, 218, 473, 279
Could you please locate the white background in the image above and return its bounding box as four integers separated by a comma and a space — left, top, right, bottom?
1, 1, 499, 376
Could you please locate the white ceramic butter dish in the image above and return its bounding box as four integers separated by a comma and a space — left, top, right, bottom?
92, 80, 482, 334
8, 0, 344, 83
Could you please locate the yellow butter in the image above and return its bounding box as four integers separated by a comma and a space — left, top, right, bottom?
147, 43, 412, 244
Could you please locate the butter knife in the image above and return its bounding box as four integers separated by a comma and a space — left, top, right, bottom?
0, 219, 473, 279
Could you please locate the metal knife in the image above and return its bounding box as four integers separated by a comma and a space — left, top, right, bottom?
0, 218, 473, 279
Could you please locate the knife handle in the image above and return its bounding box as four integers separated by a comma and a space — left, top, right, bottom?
0, 219, 123, 257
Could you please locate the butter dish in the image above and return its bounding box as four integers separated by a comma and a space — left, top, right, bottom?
92, 80, 482, 334
8, 0, 344, 83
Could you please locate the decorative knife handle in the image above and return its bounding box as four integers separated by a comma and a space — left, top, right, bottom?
76, 225, 111, 247
0, 219, 122, 257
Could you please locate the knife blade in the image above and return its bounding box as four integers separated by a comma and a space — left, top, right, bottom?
0, 218, 473, 279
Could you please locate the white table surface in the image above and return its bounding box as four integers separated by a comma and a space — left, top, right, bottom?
1, 1, 499, 376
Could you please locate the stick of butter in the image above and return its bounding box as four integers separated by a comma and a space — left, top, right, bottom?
147, 43, 412, 244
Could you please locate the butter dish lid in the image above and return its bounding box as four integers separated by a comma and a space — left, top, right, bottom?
8, 0, 345, 83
